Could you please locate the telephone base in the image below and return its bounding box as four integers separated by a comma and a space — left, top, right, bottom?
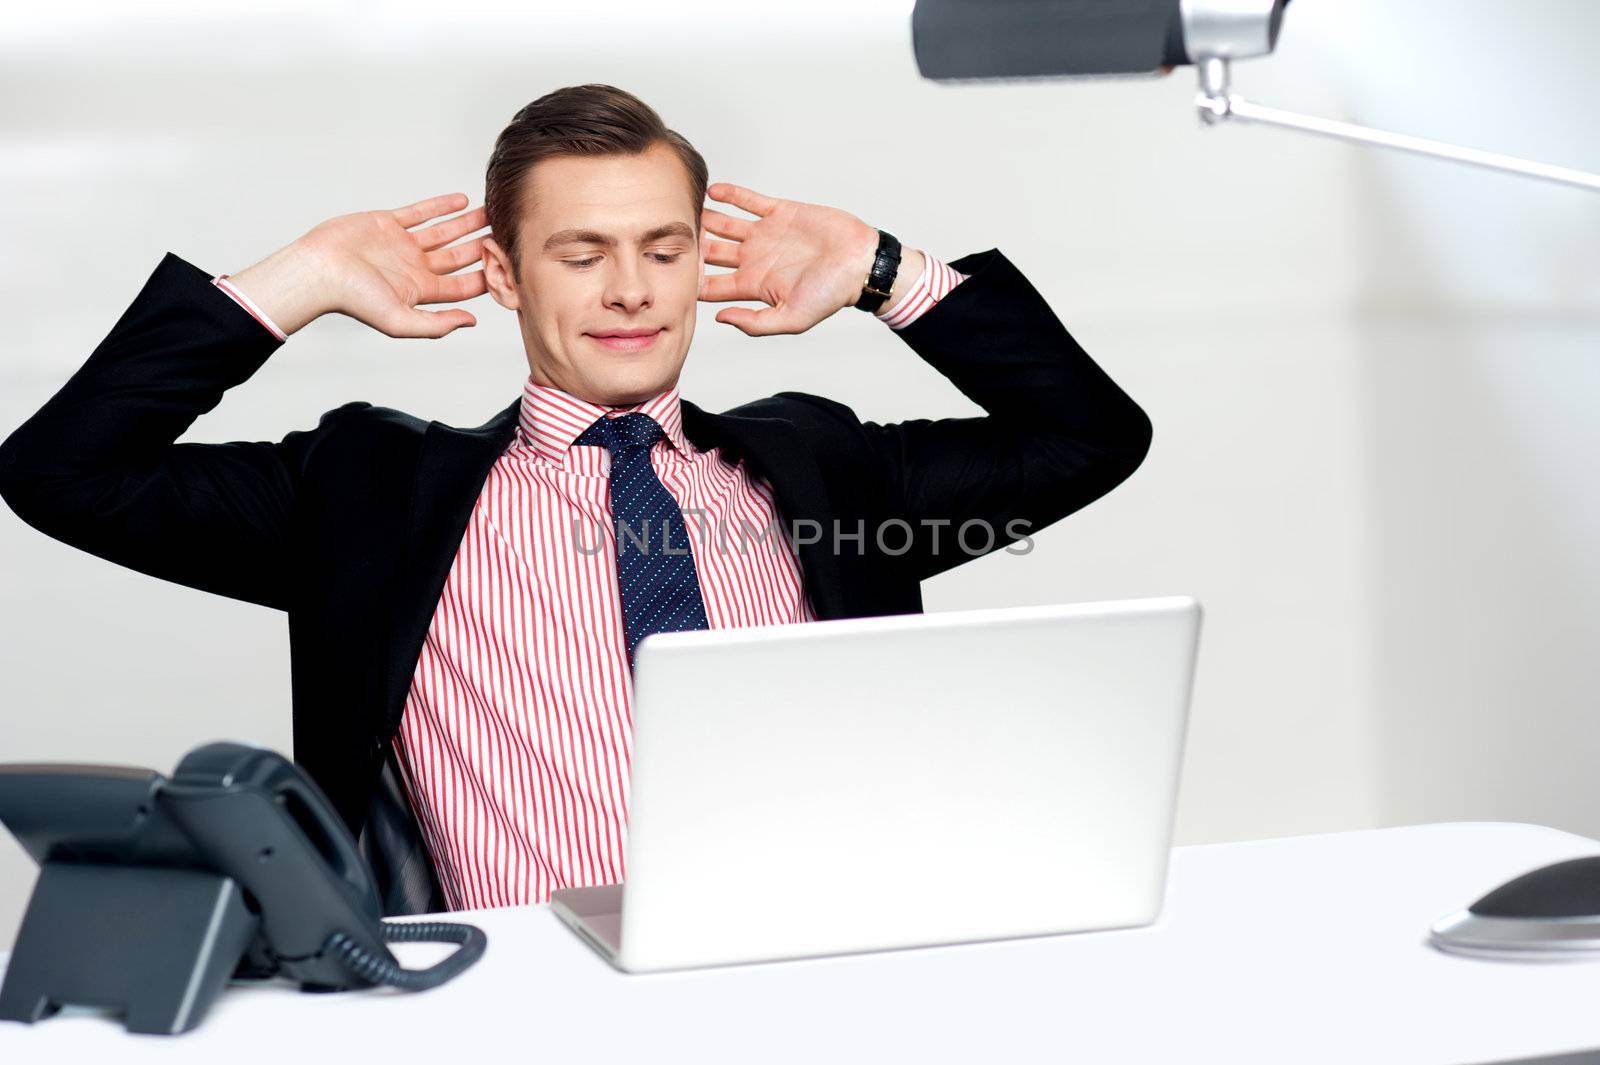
0, 860, 260, 1035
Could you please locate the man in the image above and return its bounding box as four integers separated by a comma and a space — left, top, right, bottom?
0, 84, 1152, 916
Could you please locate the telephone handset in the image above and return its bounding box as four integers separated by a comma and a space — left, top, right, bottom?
0, 741, 486, 1035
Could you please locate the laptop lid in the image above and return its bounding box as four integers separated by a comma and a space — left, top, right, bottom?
613, 596, 1202, 972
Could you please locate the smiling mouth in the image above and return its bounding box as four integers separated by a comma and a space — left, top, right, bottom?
586, 330, 662, 352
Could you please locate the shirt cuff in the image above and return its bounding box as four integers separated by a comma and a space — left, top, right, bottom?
212, 275, 289, 342
874, 252, 969, 330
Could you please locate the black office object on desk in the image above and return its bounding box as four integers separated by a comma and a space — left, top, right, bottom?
0, 741, 486, 1035
1431, 855, 1600, 962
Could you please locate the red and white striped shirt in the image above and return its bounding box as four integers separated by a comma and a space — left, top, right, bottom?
214, 251, 967, 908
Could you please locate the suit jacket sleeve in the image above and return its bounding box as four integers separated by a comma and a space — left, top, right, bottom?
0, 252, 367, 611
782, 247, 1152, 583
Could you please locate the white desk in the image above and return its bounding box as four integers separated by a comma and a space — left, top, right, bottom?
3, 822, 1600, 1064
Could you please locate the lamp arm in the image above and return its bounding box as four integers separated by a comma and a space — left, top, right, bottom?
1194, 57, 1600, 193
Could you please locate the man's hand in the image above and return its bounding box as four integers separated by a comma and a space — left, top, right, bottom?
227, 193, 489, 339
700, 183, 924, 337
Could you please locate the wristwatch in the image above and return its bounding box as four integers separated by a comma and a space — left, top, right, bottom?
853, 229, 902, 313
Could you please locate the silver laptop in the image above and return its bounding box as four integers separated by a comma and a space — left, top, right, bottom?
551, 595, 1202, 973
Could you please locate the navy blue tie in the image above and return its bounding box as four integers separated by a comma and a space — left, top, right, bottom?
573, 412, 709, 664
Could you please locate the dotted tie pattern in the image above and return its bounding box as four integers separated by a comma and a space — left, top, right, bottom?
573, 412, 710, 664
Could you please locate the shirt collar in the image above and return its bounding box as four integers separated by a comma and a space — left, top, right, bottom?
513, 374, 692, 465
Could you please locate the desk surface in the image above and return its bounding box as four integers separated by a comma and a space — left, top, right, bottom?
3, 821, 1600, 1064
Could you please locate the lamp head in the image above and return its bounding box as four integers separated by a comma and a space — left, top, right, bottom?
912, 0, 1291, 80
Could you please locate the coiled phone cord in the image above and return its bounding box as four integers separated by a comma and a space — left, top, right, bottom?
325, 920, 488, 991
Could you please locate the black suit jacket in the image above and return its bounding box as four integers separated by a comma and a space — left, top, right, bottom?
0, 247, 1152, 915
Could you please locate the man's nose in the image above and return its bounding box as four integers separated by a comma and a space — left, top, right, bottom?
604, 257, 652, 313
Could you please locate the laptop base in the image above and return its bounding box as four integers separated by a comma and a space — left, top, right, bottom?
551, 883, 623, 965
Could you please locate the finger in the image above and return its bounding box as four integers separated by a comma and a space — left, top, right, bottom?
419, 268, 489, 305
389, 192, 469, 229
381, 305, 477, 339
702, 238, 740, 269
426, 236, 487, 274
707, 182, 778, 218
713, 305, 803, 337
414, 206, 488, 252
701, 207, 752, 242
698, 271, 757, 303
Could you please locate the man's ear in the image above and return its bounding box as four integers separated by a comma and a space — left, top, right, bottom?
697, 232, 708, 300
482, 236, 521, 310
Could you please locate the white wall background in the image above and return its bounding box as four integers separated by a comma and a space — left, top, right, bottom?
1, 0, 1597, 949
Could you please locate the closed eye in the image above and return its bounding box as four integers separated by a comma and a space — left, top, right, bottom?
565, 253, 683, 269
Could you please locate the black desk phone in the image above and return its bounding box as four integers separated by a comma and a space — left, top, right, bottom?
0, 741, 485, 1035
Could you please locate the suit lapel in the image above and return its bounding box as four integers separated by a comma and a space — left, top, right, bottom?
380, 397, 520, 738
380, 394, 849, 739
679, 399, 848, 622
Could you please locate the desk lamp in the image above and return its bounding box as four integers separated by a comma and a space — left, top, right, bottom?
911, 0, 1600, 193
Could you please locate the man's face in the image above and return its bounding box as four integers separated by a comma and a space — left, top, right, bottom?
483, 142, 704, 408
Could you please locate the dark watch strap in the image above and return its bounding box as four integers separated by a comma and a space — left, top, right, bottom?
853, 229, 903, 313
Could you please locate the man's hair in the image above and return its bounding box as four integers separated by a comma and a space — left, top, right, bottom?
485, 83, 709, 278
